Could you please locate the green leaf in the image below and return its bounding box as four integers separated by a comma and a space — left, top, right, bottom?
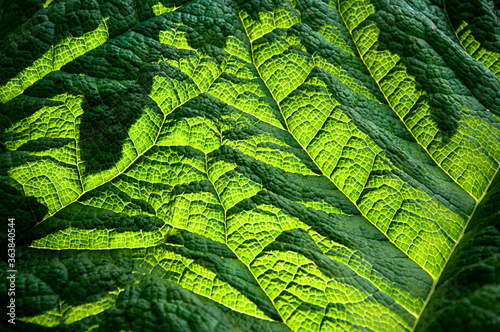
444, 0, 500, 78
1, 0, 498, 331
414, 169, 500, 331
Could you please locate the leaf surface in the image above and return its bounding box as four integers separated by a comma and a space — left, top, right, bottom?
0, 0, 499, 331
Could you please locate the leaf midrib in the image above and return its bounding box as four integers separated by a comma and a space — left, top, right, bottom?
23, 68, 229, 240
332, 0, 500, 330
410, 163, 500, 331
20, 1, 229, 237
233, 0, 427, 277
231, 1, 434, 327
335, 0, 481, 200
202, 151, 291, 328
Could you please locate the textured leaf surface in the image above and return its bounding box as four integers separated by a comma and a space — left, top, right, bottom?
444, 0, 500, 78
415, 170, 500, 332
0, 0, 499, 331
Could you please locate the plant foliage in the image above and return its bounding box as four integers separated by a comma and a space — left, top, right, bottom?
0, 0, 499, 331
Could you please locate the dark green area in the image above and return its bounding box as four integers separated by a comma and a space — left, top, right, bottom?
0, 247, 292, 332
445, 0, 500, 54
0, 0, 45, 41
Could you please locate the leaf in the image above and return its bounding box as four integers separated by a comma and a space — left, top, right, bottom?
414, 169, 500, 331
0, 0, 499, 331
444, 0, 500, 78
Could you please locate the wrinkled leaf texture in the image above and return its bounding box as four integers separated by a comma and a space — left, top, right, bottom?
0, 0, 499, 331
